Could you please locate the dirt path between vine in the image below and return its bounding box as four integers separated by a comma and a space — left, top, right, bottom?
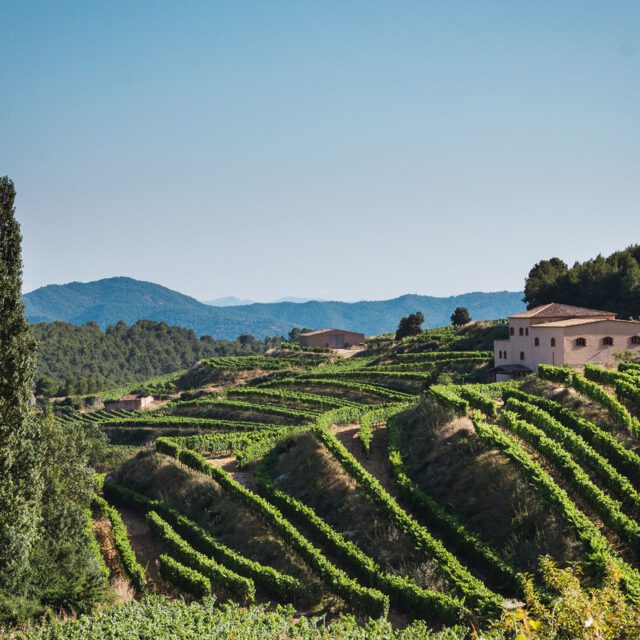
331, 423, 399, 497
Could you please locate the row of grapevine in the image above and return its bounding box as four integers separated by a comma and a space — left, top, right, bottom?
92, 495, 147, 591
228, 386, 361, 409
256, 451, 465, 624
503, 388, 640, 488
147, 511, 256, 602
501, 410, 640, 553
313, 425, 503, 615
428, 386, 469, 416
504, 397, 640, 517
259, 377, 413, 402
538, 365, 638, 435
359, 403, 410, 455
395, 351, 493, 361
158, 554, 211, 597
156, 441, 390, 617
470, 412, 640, 602
103, 481, 300, 602
100, 415, 293, 432
457, 387, 499, 418
166, 397, 317, 422
385, 414, 519, 592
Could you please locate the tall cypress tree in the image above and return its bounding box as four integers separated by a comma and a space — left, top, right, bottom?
0, 177, 43, 597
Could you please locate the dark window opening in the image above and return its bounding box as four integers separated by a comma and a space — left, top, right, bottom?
632, 336, 640, 345
550, 338, 556, 347
576, 337, 587, 347
520, 351, 525, 361
519, 327, 524, 336
510, 327, 515, 336
603, 336, 614, 346
534, 337, 540, 346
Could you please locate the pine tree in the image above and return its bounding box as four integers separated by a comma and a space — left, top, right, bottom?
0, 177, 43, 598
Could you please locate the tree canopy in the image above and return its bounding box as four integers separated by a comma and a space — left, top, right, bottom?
395, 312, 425, 340
523, 245, 640, 318
450, 307, 471, 326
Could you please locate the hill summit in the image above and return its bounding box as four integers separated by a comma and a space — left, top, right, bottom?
23, 277, 526, 339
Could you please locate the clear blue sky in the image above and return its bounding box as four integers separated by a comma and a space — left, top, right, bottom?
2, 1, 638, 302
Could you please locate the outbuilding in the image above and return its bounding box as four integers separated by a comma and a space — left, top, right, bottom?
104, 394, 154, 411
297, 328, 365, 349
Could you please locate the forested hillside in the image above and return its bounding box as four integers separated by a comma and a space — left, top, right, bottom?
524, 245, 640, 317
23, 277, 525, 339
32, 320, 279, 396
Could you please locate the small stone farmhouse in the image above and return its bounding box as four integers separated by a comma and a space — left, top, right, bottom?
104, 394, 154, 411
298, 328, 365, 349
493, 303, 640, 380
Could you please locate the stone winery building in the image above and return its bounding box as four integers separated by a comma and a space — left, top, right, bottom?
493, 303, 640, 380
297, 328, 366, 349
104, 394, 154, 411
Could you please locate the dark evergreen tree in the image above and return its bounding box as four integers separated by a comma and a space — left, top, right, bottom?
395, 311, 424, 340
450, 306, 471, 326
0, 177, 43, 605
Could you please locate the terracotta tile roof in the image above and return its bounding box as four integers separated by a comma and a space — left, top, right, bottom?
533, 317, 640, 328
511, 303, 616, 319
299, 328, 364, 336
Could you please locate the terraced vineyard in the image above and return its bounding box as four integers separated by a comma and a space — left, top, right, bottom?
53, 338, 640, 637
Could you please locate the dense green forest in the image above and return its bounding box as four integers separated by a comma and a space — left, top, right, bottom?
32, 320, 282, 396
524, 245, 640, 317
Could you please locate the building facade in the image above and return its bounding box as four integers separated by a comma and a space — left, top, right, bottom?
298, 328, 366, 349
493, 303, 640, 380
104, 394, 154, 411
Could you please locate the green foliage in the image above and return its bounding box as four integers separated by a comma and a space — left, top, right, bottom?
228, 386, 360, 410
256, 449, 466, 625
523, 245, 640, 318
168, 397, 316, 422
147, 511, 255, 602
504, 397, 640, 517
0, 177, 43, 604
503, 388, 640, 487
31, 320, 272, 397
359, 404, 410, 455
493, 556, 640, 639
314, 424, 503, 616
103, 481, 300, 603
457, 387, 499, 418
537, 364, 573, 385
395, 312, 425, 340
7, 596, 471, 639
450, 307, 471, 327
395, 351, 492, 361
501, 408, 640, 552
428, 386, 469, 416
92, 495, 146, 592
158, 554, 211, 598
385, 414, 519, 593
471, 412, 640, 602
158, 442, 390, 618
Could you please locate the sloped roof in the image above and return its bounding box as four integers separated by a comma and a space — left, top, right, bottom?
299, 328, 364, 336
533, 317, 639, 328
511, 303, 616, 319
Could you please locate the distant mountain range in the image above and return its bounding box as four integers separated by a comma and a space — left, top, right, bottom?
204, 295, 318, 306
23, 277, 525, 340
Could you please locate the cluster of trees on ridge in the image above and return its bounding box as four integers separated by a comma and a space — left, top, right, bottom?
32, 321, 283, 397
524, 245, 640, 318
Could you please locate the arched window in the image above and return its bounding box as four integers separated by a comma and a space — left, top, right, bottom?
576, 337, 587, 347
519, 327, 524, 336
520, 351, 525, 361
603, 336, 614, 346
550, 338, 556, 347
498, 350, 502, 359
510, 327, 514, 336
632, 336, 640, 345
534, 337, 540, 346
525, 328, 529, 336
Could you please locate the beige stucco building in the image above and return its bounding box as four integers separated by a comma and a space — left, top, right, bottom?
104, 394, 154, 411
493, 303, 640, 380
298, 328, 365, 349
